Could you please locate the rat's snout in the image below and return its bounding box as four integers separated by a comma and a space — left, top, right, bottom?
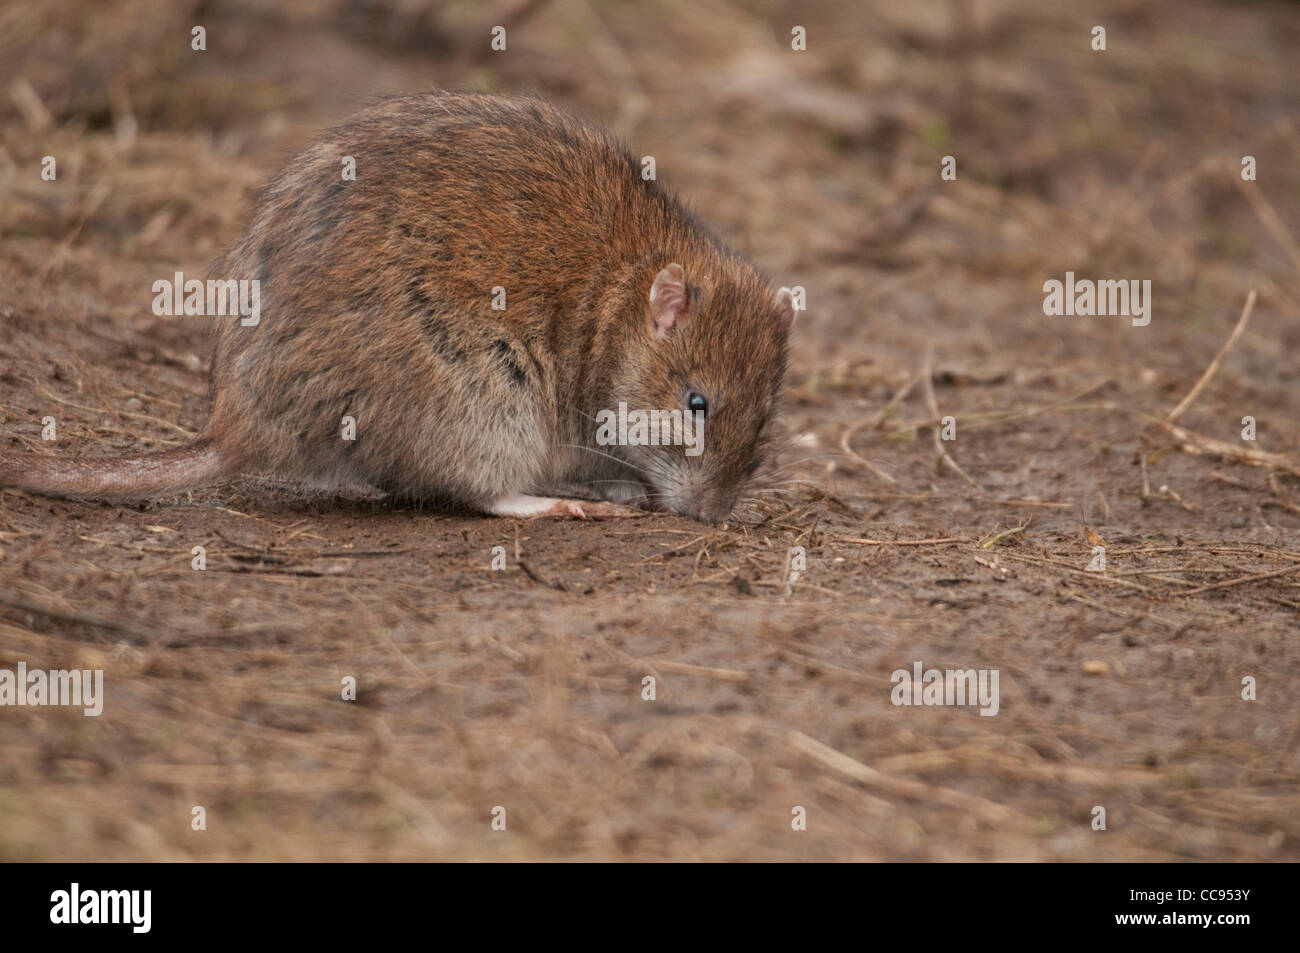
648, 454, 745, 522
686, 490, 739, 524
693, 502, 732, 523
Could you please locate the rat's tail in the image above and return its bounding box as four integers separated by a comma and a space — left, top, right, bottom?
0, 439, 230, 500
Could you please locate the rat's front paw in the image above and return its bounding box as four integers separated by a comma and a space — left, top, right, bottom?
567, 499, 648, 519
486, 493, 648, 519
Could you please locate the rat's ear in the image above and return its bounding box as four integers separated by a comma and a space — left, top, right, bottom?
775, 286, 797, 332
650, 263, 694, 338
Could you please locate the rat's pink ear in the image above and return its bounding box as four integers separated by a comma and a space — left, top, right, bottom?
775, 286, 797, 332
650, 263, 693, 338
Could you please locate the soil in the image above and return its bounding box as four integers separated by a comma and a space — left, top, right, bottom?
1, 0, 1298, 860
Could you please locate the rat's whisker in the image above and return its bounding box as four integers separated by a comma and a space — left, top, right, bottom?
559, 443, 658, 479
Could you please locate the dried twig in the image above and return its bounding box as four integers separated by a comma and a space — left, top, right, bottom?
1235, 179, 1300, 275
1153, 418, 1300, 478
639, 659, 749, 683
1165, 289, 1256, 424
1176, 562, 1300, 597
978, 523, 1027, 549
788, 730, 1019, 825
1266, 471, 1300, 514
840, 536, 972, 547
920, 346, 978, 487
519, 560, 566, 591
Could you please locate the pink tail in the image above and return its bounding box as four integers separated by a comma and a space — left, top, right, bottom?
0, 439, 229, 500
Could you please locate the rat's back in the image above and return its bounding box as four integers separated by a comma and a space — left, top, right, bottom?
206, 92, 717, 501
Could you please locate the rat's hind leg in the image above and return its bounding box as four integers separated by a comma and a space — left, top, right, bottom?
486, 493, 645, 519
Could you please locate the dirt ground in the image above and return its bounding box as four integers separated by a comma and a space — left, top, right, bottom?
1, 0, 1298, 861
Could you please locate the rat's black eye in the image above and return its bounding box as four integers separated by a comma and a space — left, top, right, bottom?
686, 392, 708, 418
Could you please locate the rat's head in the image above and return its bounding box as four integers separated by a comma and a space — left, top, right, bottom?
605, 260, 796, 522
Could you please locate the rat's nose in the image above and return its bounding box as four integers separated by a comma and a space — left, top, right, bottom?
693, 493, 737, 524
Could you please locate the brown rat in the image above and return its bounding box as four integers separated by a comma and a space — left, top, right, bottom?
0, 92, 796, 522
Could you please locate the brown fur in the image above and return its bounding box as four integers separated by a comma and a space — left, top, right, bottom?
2, 92, 794, 521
